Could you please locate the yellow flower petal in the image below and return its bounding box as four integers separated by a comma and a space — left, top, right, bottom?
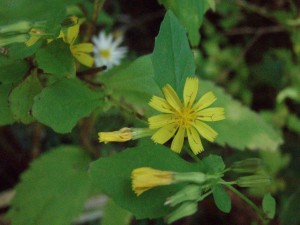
194, 120, 217, 142
193, 91, 216, 111
184, 77, 198, 107
25, 36, 40, 47
66, 23, 79, 44
187, 127, 203, 154
98, 127, 133, 143
197, 107, 225, 121
148, 114, 176, 129
171, 127, 185, 153
151, 123, 178, 144
162, 84, 182, 113
72, 43, 93, 53
72, 51, 94, 67
149, 96, 173, 113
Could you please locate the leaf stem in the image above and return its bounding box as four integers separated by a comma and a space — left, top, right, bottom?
224, 184, 267, 224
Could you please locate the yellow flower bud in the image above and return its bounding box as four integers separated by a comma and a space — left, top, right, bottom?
131, 167, 173, 196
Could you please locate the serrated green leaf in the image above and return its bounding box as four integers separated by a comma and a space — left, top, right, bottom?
213, 184, 231, 213
103, 55, 160, 114
32, 78, 104, 133
9, 72, 42, 124
262, 193, 276, 219
199, 79, 283, 151
152, 10, 195, 95
0, 83, 15, 125
102, 200, 132, 225
8, 145, 91, 225
89, 143, 223, 219
160, 0, 209, 46
36, 39, 75, 78
0, 59, 29, 84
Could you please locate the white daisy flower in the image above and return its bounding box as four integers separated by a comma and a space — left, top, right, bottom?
92, 31, 127, 69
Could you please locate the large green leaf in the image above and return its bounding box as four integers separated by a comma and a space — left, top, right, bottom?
9, 72, 42, 124
0, 83, 15, 125
160, 0, 209, 46
152, 10, 195, 95
198, 79, 283, 151
8, 145, 91, 225
36, 39, 75, 78
89, 143, 224, 219
0, 0, 66, 33
102, 55, 160, 114
32, 78, 104, 133
102, 200, 132, 225
0, 58, 29, 84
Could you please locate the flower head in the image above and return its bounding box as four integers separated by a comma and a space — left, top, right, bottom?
92, 31, 127, 69
61, 16, 94, 67
148, 77, 225, 154
131, 167, 174, 196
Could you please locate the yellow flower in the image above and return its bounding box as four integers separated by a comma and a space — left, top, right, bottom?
61, 16, 94, 67
148, 77, 225, 154
131, 167, 173, 196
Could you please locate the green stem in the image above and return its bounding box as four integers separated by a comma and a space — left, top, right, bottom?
224, 184, 267, 223
185, 147, 201, 162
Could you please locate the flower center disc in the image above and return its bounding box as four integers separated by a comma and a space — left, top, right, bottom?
99, 49, 111, 59
177, 107, 196, 128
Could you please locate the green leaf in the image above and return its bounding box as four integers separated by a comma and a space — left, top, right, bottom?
102, 200, 132, 225
8, 145, 91, 225
32, 78, 104, 133
160, 0, 209, 46
0, 0, 66, 33
262, 193, 276, 219
213, 184, 231, 213
0, 59, 29, 84
36, 39, 75, 78
0, 83, 15, 125
8, 41, 44, 60
287, 113, 300, 133
103, 55, 160, 114
280, 188, 300, 225
89, 143, 224, 219
9, 72, 42, 124
199, 79, 283, 151
152, 10, 195, 95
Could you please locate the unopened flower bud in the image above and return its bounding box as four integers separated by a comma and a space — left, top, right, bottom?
131, 167, 173, 196
165, 185, 201, 207
231, 158, 262, 173
173, 171, 217, 184
237, 175, 271, 188
0, 21, 32, 34
166, 201, 198, 224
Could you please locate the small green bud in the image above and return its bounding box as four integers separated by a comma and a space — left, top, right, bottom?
0, 34, 29, 47
165, 185, 201, 207
236, 175, 271, 188
166, 201, 198, 224
231, 158, 262, 173
174, 172, 213, 184
0, 21, 32, 34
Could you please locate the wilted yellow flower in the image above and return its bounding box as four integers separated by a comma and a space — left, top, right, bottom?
98, 127, 133, 143
131, 167, 173, 196
148, 77, 225, 154
98, 127, 154, 144
60, 16, 94, 67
